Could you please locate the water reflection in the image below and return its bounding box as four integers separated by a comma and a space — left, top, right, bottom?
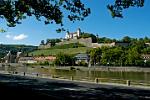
1, 65, 150, 85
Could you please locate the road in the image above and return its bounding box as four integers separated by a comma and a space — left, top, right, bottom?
0, 73, 150, 100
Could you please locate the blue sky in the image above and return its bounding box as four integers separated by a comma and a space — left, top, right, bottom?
0, 0, 150, 46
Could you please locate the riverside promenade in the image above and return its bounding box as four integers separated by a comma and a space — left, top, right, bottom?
0, 73, 150, 100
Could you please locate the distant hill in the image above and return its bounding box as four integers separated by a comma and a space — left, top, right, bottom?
0, 44, 37, 58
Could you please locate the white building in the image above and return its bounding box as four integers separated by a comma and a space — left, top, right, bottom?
4, 51, 17, 63
65, 28, 81, 39
18, 57, 37, 64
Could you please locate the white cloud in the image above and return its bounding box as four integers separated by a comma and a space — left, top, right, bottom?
6, 34, 11, 39
5, 34, 28, 41
13, 34, 28, 40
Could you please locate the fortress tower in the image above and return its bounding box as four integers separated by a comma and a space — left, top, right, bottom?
77, 28, 81, 37
65, 28, 81, 39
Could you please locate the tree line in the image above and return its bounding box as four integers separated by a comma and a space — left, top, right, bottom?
54, 36, 150, 67
89, 38, 150, 67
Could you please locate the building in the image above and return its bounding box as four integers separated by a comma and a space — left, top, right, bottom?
91, 42, 130, 48
4, 51, 24, 63
141, 54, 150, 65
4, 51, 17, 63
18, 57, 37, 64
92, 42, 115, 48
34, 56, 56, 63
65, 28, 81, 39
75, 53, 90, 64
141, 54, 150, 61
145, 43, 150, 47
114, 42, 130, 47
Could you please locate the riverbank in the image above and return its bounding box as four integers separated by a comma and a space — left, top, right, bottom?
1, 64, 150, 88
55, 66, 150, 72
0, 73, 150, 99
0, 69, 150, 90
1, 63, 150, 72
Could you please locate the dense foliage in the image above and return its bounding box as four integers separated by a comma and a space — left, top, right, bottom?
0, 0, 144, 32
80, 32, 97, 43
54, 53, 75, 66
89, 48, 102, 65
40, 39, 61, 46
98, 36, 150, 44
0, 0, 90, 31
89, 37, 150, 67
107, 0, 144, 18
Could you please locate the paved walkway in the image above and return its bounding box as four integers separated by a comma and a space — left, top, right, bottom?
0, 73, 150, 99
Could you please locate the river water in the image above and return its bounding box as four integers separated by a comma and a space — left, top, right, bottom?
0, 65, 150, 86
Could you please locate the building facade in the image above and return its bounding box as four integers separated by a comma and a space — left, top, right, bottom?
18, 57, 37, 64
65, 28, 81, 39
75, 53, 90, 64
4, 51, 19, 63
34, 56, 56, 63
141, 54, 150, 61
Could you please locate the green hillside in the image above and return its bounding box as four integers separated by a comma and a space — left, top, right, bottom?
50, 43, 85, 49
30, 47, 90, 56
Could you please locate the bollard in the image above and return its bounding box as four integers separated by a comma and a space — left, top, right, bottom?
126, 80, 131, 86
51, 75, 54, 78
95, 78, 99, 83
71, 76, 74, 81
23, 72, 25, 76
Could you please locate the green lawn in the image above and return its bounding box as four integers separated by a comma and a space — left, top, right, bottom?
29, 47, 91, 56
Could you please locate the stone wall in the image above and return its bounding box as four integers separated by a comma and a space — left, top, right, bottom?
56, 38, 93, 47
38, 44, 51, 49
56, 66, 150, 72
91, 42, 115, 48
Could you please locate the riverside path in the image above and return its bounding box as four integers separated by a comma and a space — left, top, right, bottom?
0, 73, 150, 100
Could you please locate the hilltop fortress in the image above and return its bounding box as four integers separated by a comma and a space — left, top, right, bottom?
65, 28, 81, 39
57, 28, 115, 48
57, 28, 93, 47
39, 28, 118, 49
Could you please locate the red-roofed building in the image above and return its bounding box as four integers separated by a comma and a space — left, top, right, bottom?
34, 56, 56, 63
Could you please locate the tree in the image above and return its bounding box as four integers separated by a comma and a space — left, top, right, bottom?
0, 0, 90, 31
80, 33, 97, 43
97, 37, 114, 43
131, 39, 146, 53
125, 47, 141, 66
143, 37, 150, 43
107, 0, 144, 18
101, 46, 124, 66
90, 48, 102, 65
40, 40, 45, 45
0, 0, 144, 32
54, 53, 75, 66
142, 47, 150, 54
122, 36, 132, 43
0, 28, 6, 33
46, 39, 61, 46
